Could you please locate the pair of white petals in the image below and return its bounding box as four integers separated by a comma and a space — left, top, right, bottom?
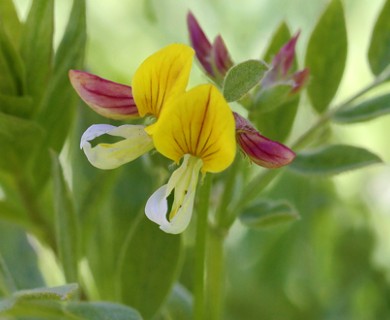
80, 125, 203, 234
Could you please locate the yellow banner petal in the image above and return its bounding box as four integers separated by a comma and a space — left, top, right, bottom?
132, 43, 194, 118
147, 84, 236, 173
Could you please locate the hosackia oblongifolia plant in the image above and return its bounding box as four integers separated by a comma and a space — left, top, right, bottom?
1, 1, 390, 319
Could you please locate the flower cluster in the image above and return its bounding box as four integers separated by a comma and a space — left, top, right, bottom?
70, 13, 302, 234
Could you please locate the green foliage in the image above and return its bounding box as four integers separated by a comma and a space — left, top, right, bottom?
222, 60, 267, 102
36, 0, 86, 153
51, 152, 80, 283
240, 199, 299, 229
289, 144, 382, 176
368, 0, 390, 76
20, 0, 54, 105
332, 93, 390, 123
118, 216, 183, 319
305, 0, 347, 113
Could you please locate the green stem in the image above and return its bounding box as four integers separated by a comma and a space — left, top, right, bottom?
215, 157, 241, 226
206, 227, 225, 320
194, 175, 212, 320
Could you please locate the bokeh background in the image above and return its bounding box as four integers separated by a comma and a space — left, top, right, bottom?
7, 0, 390, 318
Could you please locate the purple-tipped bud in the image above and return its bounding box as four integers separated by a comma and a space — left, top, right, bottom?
69, 70, 139, 120
233, 112, 296, 168
187, 12, 214, 76
187, 11, 233, 81
272, 32, 300, 77
291, 68, 310, 94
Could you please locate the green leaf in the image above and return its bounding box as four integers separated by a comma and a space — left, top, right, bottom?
37, 0, 86, 152
159, 284, 193, 320
66, 301, 142, 320
0, 222, 45, 290
223, 60, 267, 102
13, 284, 78, 301
0, 94, 33, 118
263, 22, 291, 62
305, 0, 347, 113
240, 199, 299, 229
0, 0, 22, 44
288, 144, 382, 176
118, 216, 183, 319
0, 112, 44, 171
332, 93, 390, 123
20, 0, 54, 104
51, 152, 80, 283
0, 252, 17, 296
368, 0, 390, 75
0, 20, 25, 95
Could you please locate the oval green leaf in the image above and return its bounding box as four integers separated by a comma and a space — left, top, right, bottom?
223, 59, 267, 102
305, 0, 347, 113
368, 0, 390, 75
332, 93, 390, 123
288, 144, 382, 176
240, 199, 299, 229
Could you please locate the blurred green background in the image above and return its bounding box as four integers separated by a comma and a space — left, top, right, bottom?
6, 0, 390, 319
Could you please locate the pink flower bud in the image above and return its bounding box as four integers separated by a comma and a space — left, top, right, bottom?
272, 32, 300, 77
187, 11, 233, 80
234, 112, 295, 168
69, 70, 139, 120
212, 35, 234, 77
187, 12, 213, 76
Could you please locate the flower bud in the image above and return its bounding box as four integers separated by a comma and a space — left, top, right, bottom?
234, 112, 295, 168
187, 11, 233, 81
69, 70, 139, 120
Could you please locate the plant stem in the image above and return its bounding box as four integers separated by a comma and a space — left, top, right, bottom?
206, 226, 226, 320
194, 175, 212, 320
293, 66, 390, 150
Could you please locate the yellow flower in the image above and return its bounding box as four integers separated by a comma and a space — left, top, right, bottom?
145, 84, 236, 234
74, 44, 194, 169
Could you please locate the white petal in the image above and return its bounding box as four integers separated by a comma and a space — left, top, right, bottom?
80, 124, 154, 169
145, 184, 170, 226
160, 185, 197, 234
145, 155, 203, 234
80, 124, 116, 149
